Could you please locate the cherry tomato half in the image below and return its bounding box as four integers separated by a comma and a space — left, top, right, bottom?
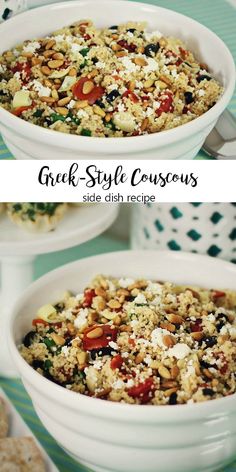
12, 105, 32, 116
156, 91, 174, 117
32, 318, 49, 327
128, 378, 155, 404
72, 77, 105, 105
82, 289, 96, 308
83, 325, 118, 351
110, 354, 123, 370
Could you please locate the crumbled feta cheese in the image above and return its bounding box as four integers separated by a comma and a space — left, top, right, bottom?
23, 41, 40, 54
0, 64, 6, 73
117, 102, 126, 113
171, 69, 178, 78
119, 278, 134, 288
198, 89, 205, 97
67, 100, 76, 109
61, 346, 70, 357
119, 57, 137, 73
96, 61, 106, 69
229, 326, 236, 339
134, 293, 147, 305
151, 328, 170, 349
146, 282, 163, 295
144, 58, 159, 73
144, 355, 152, 366
144, 30, 163, 41
207, 313, 215, 323
122, 352, 129, 358
77, 109, 89, 119
112, 379, 125, 390
109, 341, 118, 350
130, 319, 139, 328
13, 71, 22, 82
167, 343, 191, 359
146, 107, 154, 117
74, 308, 88, 330
126, 379, 134, 388
93, 360, 103, 370
32, 79, 51, 97
53, 34, 65, 44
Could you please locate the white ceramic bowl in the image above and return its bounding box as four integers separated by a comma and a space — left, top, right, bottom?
0, 0, 235, 160
8, 250, 236, 472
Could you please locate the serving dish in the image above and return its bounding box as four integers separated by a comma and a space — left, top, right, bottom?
8, 250, 236, 472
0, 387, 59, 472
0, 0, 235, 160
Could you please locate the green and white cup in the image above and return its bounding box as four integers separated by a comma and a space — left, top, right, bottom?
131, 203, 236, 263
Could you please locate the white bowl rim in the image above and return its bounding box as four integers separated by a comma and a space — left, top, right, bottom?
0, 0, 235, 152
9, 249, 236, 422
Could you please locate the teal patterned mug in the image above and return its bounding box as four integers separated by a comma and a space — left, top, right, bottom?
131, 203, 236, 263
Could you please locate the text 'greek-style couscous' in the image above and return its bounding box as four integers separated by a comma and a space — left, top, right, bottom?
0, 21, 223, 137
20, 276, 236, 405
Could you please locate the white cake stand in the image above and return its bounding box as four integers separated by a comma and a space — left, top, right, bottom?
0, 203, 119, 377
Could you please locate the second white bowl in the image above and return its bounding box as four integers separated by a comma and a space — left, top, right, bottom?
8, 250, 236, 472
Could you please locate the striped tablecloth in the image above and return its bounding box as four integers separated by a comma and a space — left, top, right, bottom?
1, 231, 236, 472
0, 0, 236, 160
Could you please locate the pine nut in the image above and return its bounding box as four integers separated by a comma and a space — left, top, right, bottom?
159, 75, 172, 85
57, 96, 71, 106
133, 57, 147, 66
48, 59, 64, 69
77, 351, 87, 366
93, 105, 106, 118
191, 332, 203, 341
116, 51, 127, 58
44, 79, 53, 88
53, 52, 64, 60
82, 80, 94, 95
144, 79, 154, 88
117, 289, 129, 297
40, 96, 56, 103
107, 299, 121, 309
51, 89, 59, 100
105, 113, 111, 122
67, 322, 76, 335
150, 360, 160, 369
137, 46, 145, 54
88, 69, 99, 79
135, 353, 145, 364
43, 50, 55, 58
155, 80, 167, 89
50, 333, 65, 346
74, 100, 88, 109
164, 387, 178, 397
31, 57, 42, 66
163, 334, 176, 348
88, 312, 98, 325
158, 365, 171, 379
41, 65, 51, 76
55, 107, 68, 115
87, 327, 103, 339
160, 321, 176, 332
140, 118, 149, 132
167, 314, 184, 325
203, 368, 213, 379
128, 80, 135, 91
170, 365, 179, 379
113, 315, 121, 326
22, 52, 33, 58
69, 68, 77, 77
120, 325, 132, 333
45, 39, 56, 50
161, 380, 178, 388
111, 43, 122, 52
92, 296, 106, 311
95, 287, 107, 297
